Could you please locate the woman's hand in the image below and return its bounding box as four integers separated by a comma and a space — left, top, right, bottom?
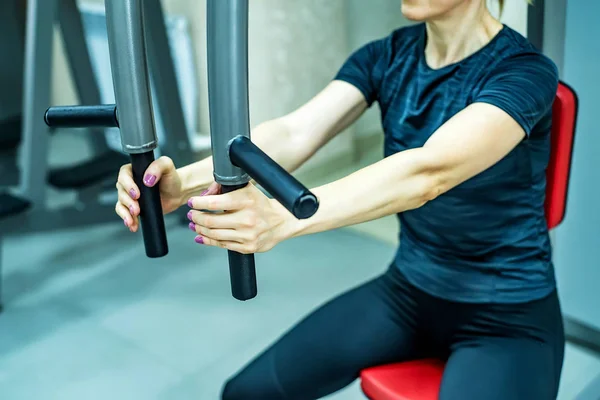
115, 156, 184, 232
187, 182, 294, 254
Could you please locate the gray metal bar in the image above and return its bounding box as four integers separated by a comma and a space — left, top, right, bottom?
19, 0, 58, 206
527, 0, 545, 51
564, 316, 600, 355
543, 0, 567, 77
105, 0, 168, 258
105, 0, 158, 154
143, 0, 195, 165
58, 0, 110, 153
207, 0, 250, 186
0, 0, 26, 120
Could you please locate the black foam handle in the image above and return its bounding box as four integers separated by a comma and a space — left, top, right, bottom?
229, 136, 319, 219
44, 105, 119, 128
222, 183, 257, 301
131, 152, 168, 258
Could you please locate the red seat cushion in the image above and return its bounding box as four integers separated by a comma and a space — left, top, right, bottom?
545, 82, 577, 230
360, 360, 444, 400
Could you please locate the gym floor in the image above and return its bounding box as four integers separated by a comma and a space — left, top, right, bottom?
1, 132, 599, 399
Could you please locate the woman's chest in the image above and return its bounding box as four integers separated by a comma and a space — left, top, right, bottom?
379, 64, 481, 155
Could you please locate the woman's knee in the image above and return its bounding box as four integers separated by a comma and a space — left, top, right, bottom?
221, 377, 244, 400
221, 364, 285, 400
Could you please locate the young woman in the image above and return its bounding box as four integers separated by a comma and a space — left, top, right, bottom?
115, 0, 563, 398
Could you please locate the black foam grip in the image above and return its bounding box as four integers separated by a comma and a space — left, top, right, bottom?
229, 136, 319, 219
222, 183, 257, 301
131, 152, 168, 258
44, 105, 119, 128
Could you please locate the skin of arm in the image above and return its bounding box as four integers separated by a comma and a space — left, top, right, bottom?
187, 100, 527, 254
177, 80, 368, 203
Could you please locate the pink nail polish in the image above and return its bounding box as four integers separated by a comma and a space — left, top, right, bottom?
187, 211, 193, 221
200, 190, 209, 196
129, 205, 135, 215
188, 198, 194, 208
189, 222, 196, 232
124, 219, 129, 227
195, 236, 204, 244
144, 174, 157, 186
129, 189, 137, 199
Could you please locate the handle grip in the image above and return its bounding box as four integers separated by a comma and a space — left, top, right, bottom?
131, 152, 168, 258
222, 183, 257, 300
229, 136, 319, 219
44, 105, 119, 128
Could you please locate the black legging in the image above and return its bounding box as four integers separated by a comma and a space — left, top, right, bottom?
222, 265, 565, 400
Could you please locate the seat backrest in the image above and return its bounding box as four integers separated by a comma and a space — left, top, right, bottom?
545, 82, 578, 230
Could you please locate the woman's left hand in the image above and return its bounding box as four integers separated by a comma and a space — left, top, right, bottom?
187, 182, 293, 254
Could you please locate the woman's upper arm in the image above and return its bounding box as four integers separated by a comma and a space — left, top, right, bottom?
279, 80, 369, 151
278, 36, 388, 151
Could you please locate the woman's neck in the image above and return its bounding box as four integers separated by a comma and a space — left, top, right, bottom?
424, 2, 503, 69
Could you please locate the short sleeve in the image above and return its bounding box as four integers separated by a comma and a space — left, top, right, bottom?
473, 53, 559, 136
334, 38, 388, 107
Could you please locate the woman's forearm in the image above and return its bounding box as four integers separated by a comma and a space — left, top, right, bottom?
178, 118, 314, 202
287, 148, 442, 238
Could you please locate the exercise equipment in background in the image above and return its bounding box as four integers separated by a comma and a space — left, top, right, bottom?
44, 0, 319, 302
0, 0, 26, 187
0, 0, 201, 310
359, 81, 578, 400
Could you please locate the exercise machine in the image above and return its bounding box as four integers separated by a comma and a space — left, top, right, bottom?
0, 0, 26, 187
0, 0, 201, 309
43, 0, 318, 301
359, 82, 578, 400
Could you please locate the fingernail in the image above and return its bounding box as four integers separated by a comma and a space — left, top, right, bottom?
129, 188, 137, 199
200, 190, 209, 196
129, 205, 135, 215
188, 198, 193, 208
144, 174, 157, 186
124, 219, 129, 227
187, 211, 193, 221
195, 236, 204, 244
189, 222, 196, 232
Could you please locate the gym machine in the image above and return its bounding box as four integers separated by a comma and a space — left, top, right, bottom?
0, 0, 201, 309
0, 0, 26, 186
43, 0, 319, 301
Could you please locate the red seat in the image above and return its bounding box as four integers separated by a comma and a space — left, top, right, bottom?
360, 81, 579, 400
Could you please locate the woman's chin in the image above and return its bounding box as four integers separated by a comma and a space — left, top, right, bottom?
401, 5, 430, 21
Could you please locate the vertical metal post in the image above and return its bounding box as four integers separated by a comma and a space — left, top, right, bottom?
58, 0, 109, 153
105, 0, 168, 258
527, 0, 545, 51
0, 0, 26, 120
207, 0, 257, 301
19, 0, 58, 206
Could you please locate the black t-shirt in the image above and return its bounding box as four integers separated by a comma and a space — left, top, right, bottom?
335, 23, 559, 303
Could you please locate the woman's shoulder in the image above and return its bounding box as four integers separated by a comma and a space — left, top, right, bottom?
489, 25, 557, 70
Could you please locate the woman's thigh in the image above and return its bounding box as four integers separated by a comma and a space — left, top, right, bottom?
222, 267, 422, 400
439, 336, 563, 400
439, 291, 565, 400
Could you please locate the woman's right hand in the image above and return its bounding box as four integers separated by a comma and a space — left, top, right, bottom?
115, 156, 183, 232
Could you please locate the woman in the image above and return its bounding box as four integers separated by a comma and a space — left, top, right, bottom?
115, 0, 563, 398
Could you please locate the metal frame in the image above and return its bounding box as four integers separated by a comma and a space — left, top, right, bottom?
58, 0, 110, 154
0, 0, 201, 309
528, 0, 600, 395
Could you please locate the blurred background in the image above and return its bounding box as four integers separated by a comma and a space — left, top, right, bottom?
1, 0, 598, 399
